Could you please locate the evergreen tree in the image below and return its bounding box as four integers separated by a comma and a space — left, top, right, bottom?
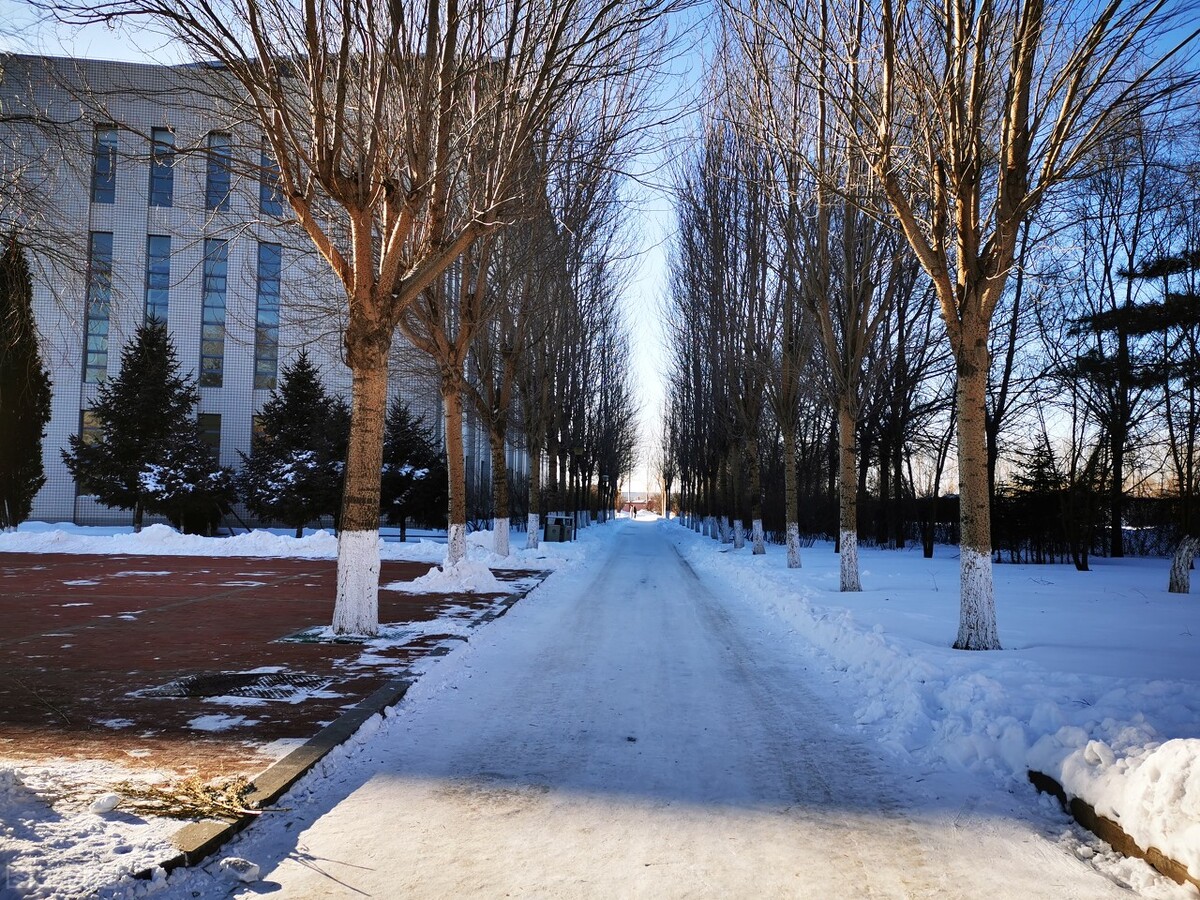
0, 234, 52, 530
380, 396, 447, 541
238, 351, 349, 536
140, 423, 237, 536
62, 320, 199, 530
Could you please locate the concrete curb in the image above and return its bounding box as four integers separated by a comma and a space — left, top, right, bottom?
133, 573, 545, 881
1028, 770, 1198, 890
136, 675, 412, 878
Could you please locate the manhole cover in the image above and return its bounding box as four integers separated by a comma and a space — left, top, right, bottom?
140, 671, 329, 700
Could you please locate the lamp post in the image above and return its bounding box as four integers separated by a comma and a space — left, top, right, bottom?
599, 473, 609, 523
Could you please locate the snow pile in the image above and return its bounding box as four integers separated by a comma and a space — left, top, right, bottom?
667, 521, 1200, 883
386, 558, 511, 594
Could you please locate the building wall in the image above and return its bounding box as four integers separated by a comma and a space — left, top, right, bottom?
2, 54, 450, 526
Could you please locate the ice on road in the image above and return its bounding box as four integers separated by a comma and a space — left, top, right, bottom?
189, 522, 1131, 898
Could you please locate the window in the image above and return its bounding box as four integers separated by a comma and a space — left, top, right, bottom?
200, 238, 228, 387
198, 413, 221, 457
254, 242, 281, 390
205, 132, 232, 211
144, 235, 171, 323
259, 147, 282, 216
148, 128, 174, 207
75, 410, 104, 495
84, 232, 113, 384
91, 125, 117, 204
79, 409, 103, 445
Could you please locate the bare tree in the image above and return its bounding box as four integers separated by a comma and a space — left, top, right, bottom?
42, 0, 678, 627
739, 0, 1199, 646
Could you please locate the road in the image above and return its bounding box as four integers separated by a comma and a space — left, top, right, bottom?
179, 520, 1133, 899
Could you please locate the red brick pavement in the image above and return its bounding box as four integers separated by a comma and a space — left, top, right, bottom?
0, 553, 539, 781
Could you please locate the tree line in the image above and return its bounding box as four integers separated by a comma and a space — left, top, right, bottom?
661, 0, 1200, 650
2, 0, 666, 634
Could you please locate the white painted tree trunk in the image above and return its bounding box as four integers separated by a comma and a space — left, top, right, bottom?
493, 516, 510, 557
526, 513, 540, 550
447, 523, 468, 567
839, 529, 861, 592
1168, 537, 1198, 593
955, 546, 1000, 648
751, 518, 765, 555
723, 517, 734, 544
786, 521, 802, 568
733, 520, 745, 549
332, 530, 380, 636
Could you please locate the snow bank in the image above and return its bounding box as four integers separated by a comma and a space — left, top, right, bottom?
667, 521, 1200, 883
1, 521, 599, 569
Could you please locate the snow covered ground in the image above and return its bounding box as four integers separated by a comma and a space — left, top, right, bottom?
0, 522, 591, 898
666, 519, 1200, 893
2, 517, 1197, 898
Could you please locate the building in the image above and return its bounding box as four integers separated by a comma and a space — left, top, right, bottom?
0, 53, 520, 527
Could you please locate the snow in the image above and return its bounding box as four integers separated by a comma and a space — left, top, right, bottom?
0, 762, 179, 898
186, 714, 255, 732
385, 559, 511, 595
667, 523, 1200, 888
4, 518, 1198, 897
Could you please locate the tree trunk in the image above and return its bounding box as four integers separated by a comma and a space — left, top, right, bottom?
443, 383, 468, 567
784, 422, 801, 568
837, 397, 861, 592
489, 432, 510, 557
332, 361, 387, 636
953, 330, 1001, 650
1168, 536, 1197, 593
748, 439, 765, 555
526, 445, 541, 550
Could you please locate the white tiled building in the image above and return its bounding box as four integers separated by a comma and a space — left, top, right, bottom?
0, 53, 524, 527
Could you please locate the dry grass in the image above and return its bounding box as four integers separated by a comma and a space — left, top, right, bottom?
115, 774, 257, 821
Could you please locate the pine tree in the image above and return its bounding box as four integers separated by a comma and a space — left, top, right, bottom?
380, 396, 447, 541
140, 423, 236, 535
237, 351, 349, 536
61, 320, 199, 530
0, 234, 52, 530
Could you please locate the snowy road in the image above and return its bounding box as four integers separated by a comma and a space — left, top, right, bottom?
171, 520, 1135, 899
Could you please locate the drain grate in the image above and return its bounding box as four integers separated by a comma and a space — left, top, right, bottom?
141, 671, 329, 700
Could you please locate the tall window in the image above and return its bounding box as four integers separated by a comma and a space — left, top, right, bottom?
75, 410, 104, 495
198, 413, 221, 457
84, 232, 113, 383
148, 128, 174, 207
144, 235, 171, 323
254, 242, 281, 390
259, 147, 282, 216
205, 132, 232, 211
200, 238, 228, 387
91, 125, 117, 204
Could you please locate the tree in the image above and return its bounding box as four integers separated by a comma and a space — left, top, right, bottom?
238, 352, 349, 538
49, 0, 680, 632
0, 233, 51, 530
61, 320, 198, 530
140, 429, 236, 536
775, 0, 1199, 648
380, 396, 447, 543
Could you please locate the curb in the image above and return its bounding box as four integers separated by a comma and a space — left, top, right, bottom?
133, 575, 543, 881
136, 675, 412, 878
1028, 770, 1198, 890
